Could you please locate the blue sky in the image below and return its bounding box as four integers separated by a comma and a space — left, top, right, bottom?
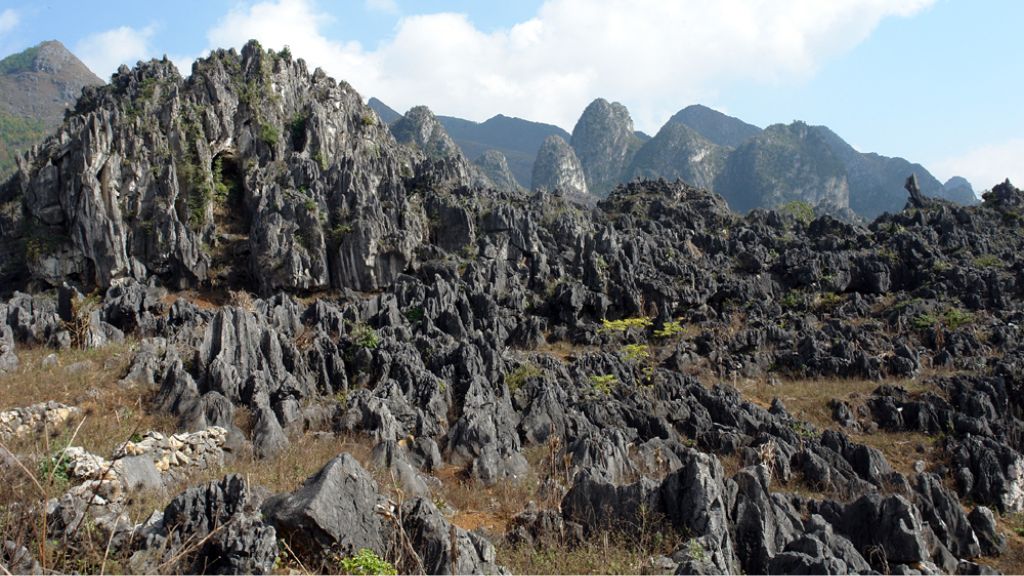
0, 0, 1020, 190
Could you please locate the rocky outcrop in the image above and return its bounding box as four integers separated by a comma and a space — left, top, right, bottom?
262, 453, 387, 561
391, 105, 463, 161
0, 324, 16, 373
531, 135, 589, 203
135, 475, 277, 574
569, 98, 641, 196
0, 41, 436, 294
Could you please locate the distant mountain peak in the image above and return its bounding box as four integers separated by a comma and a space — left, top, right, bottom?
0, 40, 104, 176
367, 97, 401, 124
570, 97, 640, 196
669, 104, 762, 148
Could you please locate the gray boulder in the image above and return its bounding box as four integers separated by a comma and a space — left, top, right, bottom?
262, 453, 387, 561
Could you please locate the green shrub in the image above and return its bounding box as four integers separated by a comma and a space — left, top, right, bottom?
943, 307, 974, 330
591, 374, 618, 395
653, 320, 684, 339
779, 200, 814, 224
815, 292, 844, 311
912, 312, 939, 331
351, 323, 379, 349
600, 316, 653, 333
259, 122, 280, 146
326, 223, 353, 247
38, 451, 72, 487
973, 254, 1003, 269
212, 156, 239, 205
505, 363, 542, 393
913, 307, 974, 331
403, 307, 425, 323
314, 150, 328, 171
621, 343, 650, 362
780, 291, 802, 310
337, 549, 396, 575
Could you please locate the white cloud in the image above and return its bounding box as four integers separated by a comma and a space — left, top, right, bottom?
0, 9, 19, 36
365, 0, 400, 15
934, 138, 1024, 193
205, 0, 933, 132
75, 25, 157, 78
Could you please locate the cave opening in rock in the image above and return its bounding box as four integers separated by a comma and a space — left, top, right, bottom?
208, 150, 251, 289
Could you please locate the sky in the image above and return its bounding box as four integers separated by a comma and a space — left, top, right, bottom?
0, 0, 1020, 192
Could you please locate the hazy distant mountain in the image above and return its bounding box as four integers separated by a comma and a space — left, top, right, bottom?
367, 95, 976, 220
941, 176, 979, 205
391, 105, 463, 160
626, 121, 727, 191
714, 121, 850, 214
0, 40, 103, 176
367, 97, 402, 124
437, 114, 570, 188
532, 134, 589, 203
474, 150, 520, 193
669, 104, 762, 148
569, 98, 642, 196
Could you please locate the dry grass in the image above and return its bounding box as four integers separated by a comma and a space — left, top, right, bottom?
227, 432, 375, 494
497, 520, 684, 575
0, 341, 175, 458
0, 341, 178, 573
983, 512, 1024, 575
434, 467, 541, 535
736, 374, 938, 431
850, 430, 941, 478
533, 337, 595, 362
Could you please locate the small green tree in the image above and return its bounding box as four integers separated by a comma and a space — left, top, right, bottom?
780, 200, 814, 224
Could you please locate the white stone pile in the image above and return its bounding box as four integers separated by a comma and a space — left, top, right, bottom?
114, 427, 229, 473
0, 401, 80, 439
49, 426, 229, 507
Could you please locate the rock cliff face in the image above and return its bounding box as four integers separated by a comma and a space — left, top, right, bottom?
714, 121, 850, 213
0, 40, 104, 177
569, 98, 641, 196
530, 134, 590, 202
